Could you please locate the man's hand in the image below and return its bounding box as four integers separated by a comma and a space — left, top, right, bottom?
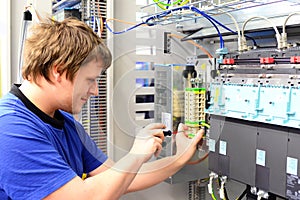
129, 123, 166, 163
175, 123, 204, 164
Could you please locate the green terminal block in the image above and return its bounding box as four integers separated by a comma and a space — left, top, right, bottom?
184, 87, 206, 127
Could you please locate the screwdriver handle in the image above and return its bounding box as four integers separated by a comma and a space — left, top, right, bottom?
163, 130, 172, 136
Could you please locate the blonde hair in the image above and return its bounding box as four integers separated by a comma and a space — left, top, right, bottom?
22, 18, 112, 83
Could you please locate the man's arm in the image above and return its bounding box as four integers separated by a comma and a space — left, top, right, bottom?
44, 153, 146, 200
126, 128, 204, 193
87, 126, 204, 194
87, 154, 187, 196
44, 123, 165, 200
126, 155, 184, 193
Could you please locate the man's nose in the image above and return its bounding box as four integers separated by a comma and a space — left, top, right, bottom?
90, 80, 99, 96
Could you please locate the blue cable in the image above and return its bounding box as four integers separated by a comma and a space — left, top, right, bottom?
105, 9, 171, 34
153, 5, 256, 46
166, 0, 171, 9
105, 21, 146, 35
190, 6, 257, 46
147, 5, 225, 48
105, 5, 256, 47
106, 6, 223, 48
188, 6, 224, 48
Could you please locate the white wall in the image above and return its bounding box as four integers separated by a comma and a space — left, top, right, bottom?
11, 0, 27, 84
0, 0, 11, 97
2, 0, 52, 92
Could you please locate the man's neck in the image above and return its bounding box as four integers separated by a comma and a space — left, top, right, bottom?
19, 80, 57, 118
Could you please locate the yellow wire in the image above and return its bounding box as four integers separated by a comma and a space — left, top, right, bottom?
179, 0, 190, 6
201, 122, 210, 128
153, 0, 183, 7
186, 123, 210, 129
155, 2, 167, 10
153, 0, 189, 10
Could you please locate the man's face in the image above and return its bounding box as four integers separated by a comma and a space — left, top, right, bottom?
70, 59, 104, 114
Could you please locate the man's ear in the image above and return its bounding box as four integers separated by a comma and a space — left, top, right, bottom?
51, 65, 63, 82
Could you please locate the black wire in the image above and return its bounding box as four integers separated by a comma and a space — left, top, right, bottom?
217, 177, 230, 200
217, 177, 221, 187
224, 186, 230, 200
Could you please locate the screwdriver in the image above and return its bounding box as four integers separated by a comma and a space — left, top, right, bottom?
162, 130, 188, 136
162, 130, 172, 136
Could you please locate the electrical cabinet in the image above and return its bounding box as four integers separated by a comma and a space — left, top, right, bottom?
154, 64, 209, 184
137, 0, 300, 198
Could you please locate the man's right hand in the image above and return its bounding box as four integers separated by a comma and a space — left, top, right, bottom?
129, 123, 166, 163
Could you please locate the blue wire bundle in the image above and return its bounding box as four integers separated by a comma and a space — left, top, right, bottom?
105, 5, 257, 47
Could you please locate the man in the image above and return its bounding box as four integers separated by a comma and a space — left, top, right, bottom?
0, 18, 203, 200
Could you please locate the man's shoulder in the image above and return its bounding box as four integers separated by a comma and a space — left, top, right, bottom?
0, 93, 44, 130
0, 92, 24, 116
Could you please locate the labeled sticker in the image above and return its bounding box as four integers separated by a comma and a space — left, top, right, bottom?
287, 157, 298, 176
209, 139, 216, 152
161, 112, 172, 130
219, 140, 227, 155
256, 149, 266, 166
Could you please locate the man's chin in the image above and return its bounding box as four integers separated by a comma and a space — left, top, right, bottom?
71, 108, 82, 115
61, 107, 82, 115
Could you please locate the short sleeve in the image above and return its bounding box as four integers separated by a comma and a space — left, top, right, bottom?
71, 118, 108, 173
0, 114, 77, 200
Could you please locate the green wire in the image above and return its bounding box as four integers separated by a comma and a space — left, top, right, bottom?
155, 2, 167, 10
152, 0, 189, 10
153, 0, 183, 6
201, 122, 211, 129
179, 0, 190, 6
211, 192, 217, 200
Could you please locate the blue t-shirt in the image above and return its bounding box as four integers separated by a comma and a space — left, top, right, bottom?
0, 84, 108, 199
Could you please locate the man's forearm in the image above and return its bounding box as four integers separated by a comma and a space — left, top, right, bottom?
126, 155, 185, 193
84, 153, 146, 200
44, 154, 146, 200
